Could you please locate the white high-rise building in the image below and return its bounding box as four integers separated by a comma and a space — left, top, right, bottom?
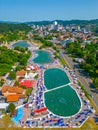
53, 21, 58, 26
53, 21, 58, 30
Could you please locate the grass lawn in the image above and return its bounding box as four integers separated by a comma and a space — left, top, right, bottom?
60, 57, 70, 68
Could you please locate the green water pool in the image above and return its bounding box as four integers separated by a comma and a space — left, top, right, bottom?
44, 85, 81, 117
12, 41, 30, 48
44, 68, 70, 90
33, 50, 53, 64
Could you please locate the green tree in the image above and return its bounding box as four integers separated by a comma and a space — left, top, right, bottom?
9, 71, 16, 80
25, 88, 32, 96
14, 81, 19, 86
0, 79, 5, 86
54, 52, 59, 59
94, 78, 98, 88
34, 74, 38, 79
8, 103, 16, 113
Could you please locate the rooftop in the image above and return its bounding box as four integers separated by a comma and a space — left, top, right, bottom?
7, 94, 19, 102
0, 103, 9, 109
2, 86, 24, 94
16, 70, 26, 76
20, 80, 36, 88
6, 94, 25, 102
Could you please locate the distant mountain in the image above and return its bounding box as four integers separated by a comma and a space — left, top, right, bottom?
0, 23, 31, 33
26, 19, 98, 26
0, 21, 20, 24
0, 19, 98, 25
25, 21, 52, 25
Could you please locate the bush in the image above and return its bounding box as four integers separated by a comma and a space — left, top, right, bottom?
7, 103, 16, 113
25, 88, 32, 97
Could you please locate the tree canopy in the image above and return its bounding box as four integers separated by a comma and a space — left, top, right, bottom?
65, 41, 98, 88
0, 46, 31, 76
0, 23, 31, 33
7, 103, 16, 113
0, 23, 31, 43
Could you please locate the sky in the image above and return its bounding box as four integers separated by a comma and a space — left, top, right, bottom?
0, 0, 98, 22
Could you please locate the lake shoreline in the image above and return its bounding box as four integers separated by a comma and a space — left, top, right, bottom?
8, 40, 32, 49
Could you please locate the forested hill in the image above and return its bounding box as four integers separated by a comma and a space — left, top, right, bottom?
0, 23, 31, 33
0, 19, 98, 26
26, 19, 98, 26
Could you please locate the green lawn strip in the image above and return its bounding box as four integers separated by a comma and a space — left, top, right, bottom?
78, 80, 90, 99
60, 57, 70, 69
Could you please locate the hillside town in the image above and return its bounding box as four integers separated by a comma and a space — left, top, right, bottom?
0, 20, 98, 128
30, 21, 98, 46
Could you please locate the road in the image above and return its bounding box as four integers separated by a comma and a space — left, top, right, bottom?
60, 50, 98, 107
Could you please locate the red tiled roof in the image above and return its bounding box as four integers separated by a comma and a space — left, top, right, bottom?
7, 94, 19, 102
2, 86, 24, 94
1, 86, 8, 93
20, 80, 36, 88
16, 70, 26, 76
6, 94, 25, 102
18, 94, 26, 98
